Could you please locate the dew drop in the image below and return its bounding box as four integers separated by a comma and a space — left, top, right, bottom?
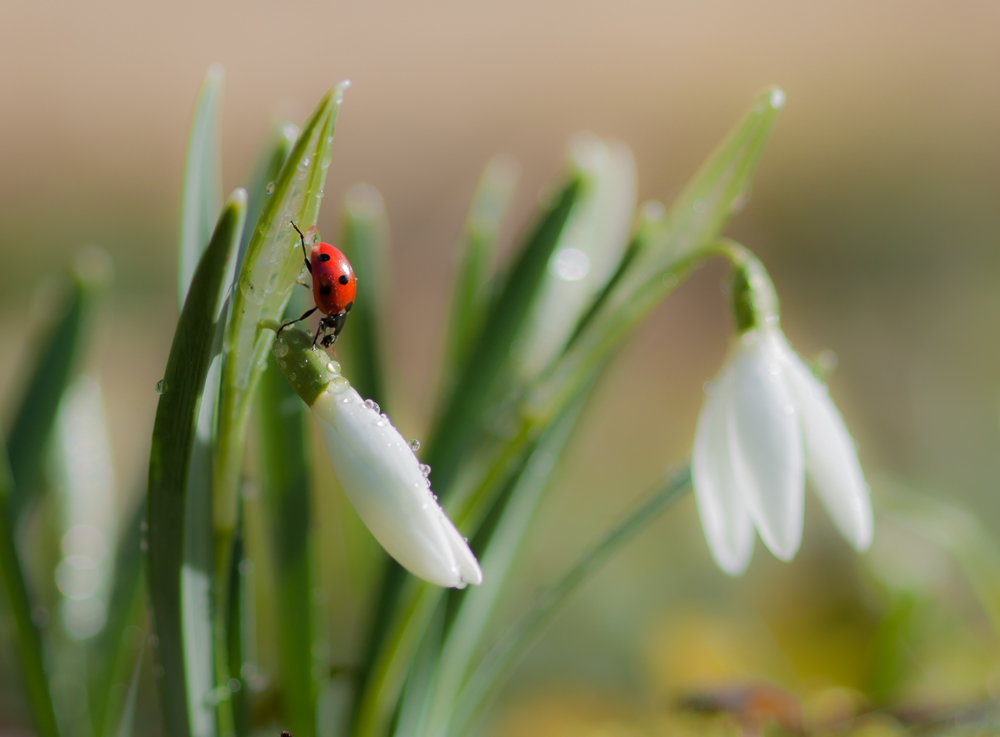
409, 439, 421, 451
702, 381, 715, 396
692, 199, 708, 214
364, 399, 380, 414
662, 273, 678, 289
329, 376, 350, 394
770, 88, 786, 109
155, 380, 166, 395
273, 342, 289, 358
265, 181, 275, 195
419, 464, 432, 477
326, 361, 341, 375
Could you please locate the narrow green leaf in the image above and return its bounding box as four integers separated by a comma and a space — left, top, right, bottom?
256, 293, 318, 737
528, 87, 784, 425
418, 391, 589, 736
0, 423, 60, 737
424, 176, 582, 499
147, 191, 246, 737
442, 155, 519, 380
215, 82, 348, 538
878, 481, 1000, 639
443, 467, 692, 737
226, 524, 249, 736
238, 123, 299, 277
113, 640, 145, 737
338, 184, 391, 409
6, 248, 111, 525
89, 500, 146, 737
179, 64, 225, 307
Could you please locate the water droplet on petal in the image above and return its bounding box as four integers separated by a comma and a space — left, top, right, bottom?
419, 464, 432, 477
703, 381, 715, 395
364, 399, 380, 414
410, 439, 421, 451
329, 376, 350, 394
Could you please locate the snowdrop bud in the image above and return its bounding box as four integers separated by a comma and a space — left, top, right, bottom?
266, 324, 483, 589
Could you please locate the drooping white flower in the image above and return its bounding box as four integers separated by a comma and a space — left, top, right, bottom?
269, 324, 482, 589
692, 270, 872, 575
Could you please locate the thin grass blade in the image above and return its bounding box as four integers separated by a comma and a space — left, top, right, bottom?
0, 424, 60, 737
878, 481, 1000, 638
424, 175, 582, 499
178, 65, 225, 307
237, 123, 299, 277
112, 638, 145, 737
215, 82, 348, 538
256, 298, 318, 737
89, 499, 146, 737
418, 391, 590, 736
6, 248, 111, 525
338, 184, 391, 409
442, 155, 519, 380
528, 88, 784, 425
147, 191, 246, 737
443, 467, 691, 737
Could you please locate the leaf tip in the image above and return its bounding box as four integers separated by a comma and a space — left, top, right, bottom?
768, 86, 786, 110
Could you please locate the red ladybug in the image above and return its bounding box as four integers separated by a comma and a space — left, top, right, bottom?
278, 222, 356, 348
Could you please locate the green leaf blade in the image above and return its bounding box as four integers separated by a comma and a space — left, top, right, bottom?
215, 82, 348, 536
0, 429, 60, 737
6, 249, 111, 525
255, 292, 319, 737
338, 183, 391, 408
146, 191, 246, 737
178, 65, 225, 307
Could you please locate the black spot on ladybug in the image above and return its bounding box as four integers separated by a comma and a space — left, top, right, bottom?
345, 301, 353, 313
318, 253, 331, 262
319, 285, 332, 296
338, 274, 350, 285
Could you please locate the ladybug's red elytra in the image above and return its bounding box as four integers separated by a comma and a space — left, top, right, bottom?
278, 222, 356, 348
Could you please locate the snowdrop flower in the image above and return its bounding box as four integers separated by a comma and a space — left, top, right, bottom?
267, 324, 483, 589
692, 247, 872, 575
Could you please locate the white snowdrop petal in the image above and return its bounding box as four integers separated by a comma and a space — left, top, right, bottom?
312, 387, 471, 588
692, 368, 755, 575
727, 333, 804, 561
437, 512, 484, 587
782, 349, 873, 551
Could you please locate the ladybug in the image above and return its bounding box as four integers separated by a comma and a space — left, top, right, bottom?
278, 221, 356, 348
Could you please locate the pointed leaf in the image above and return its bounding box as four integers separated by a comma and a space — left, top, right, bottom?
179, 65, 225, 307
147, 191, 246, 737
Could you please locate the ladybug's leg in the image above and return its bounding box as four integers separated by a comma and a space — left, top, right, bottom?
277, 306, 317, 335
332, 312, 348, 337
312, 316, 331, 348
291, 221, 313, 274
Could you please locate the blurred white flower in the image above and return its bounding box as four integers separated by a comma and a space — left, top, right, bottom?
692, 326, 872, 575
271, 326, 482, 589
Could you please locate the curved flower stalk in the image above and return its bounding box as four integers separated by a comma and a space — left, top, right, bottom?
266, 323, 483, 589
692, 243, 872, 575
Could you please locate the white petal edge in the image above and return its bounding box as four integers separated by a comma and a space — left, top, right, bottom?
780, 345, 873, 552
692, 366, 755, 575
726, 332, 804, 561
312, 385, 480, 588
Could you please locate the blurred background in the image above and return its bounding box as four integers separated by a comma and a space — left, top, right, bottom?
3, 1, 1000, 734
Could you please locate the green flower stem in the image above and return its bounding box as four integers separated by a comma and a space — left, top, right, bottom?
0, 430, 60, 737
443, 467, 692, 737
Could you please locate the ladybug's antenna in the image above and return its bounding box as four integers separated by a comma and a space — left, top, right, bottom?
291, 221, 312, 273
